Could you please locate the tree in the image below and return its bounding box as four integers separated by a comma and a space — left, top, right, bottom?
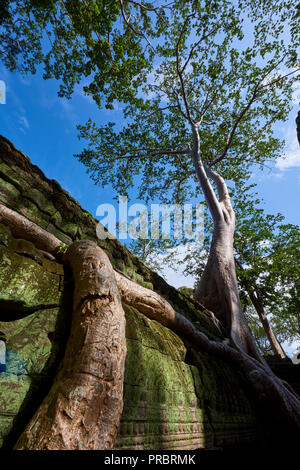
1, 0, 300, 445
234, 200, 300, 357
74, 0, 300, 437
76, 1, 298, 355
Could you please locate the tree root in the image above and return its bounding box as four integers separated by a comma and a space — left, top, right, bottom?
116, 269, 300, 432
0, 204, 62, 255
14, 241, 126, 450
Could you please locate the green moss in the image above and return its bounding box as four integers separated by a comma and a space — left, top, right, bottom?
50, 212, 79, 238
0, 375, 32, 415
142, 281, 154, 290
0, 246, 61, 310
0, 179, 20, 202
21, 188, 57, 216
0, 224, 13, 247
83, 210, 94, 220
0, 162, 30, 192
41, 223, 72, 245
0, 308, 60, 375
116, 305, 257, 450
14, 196, 50, 230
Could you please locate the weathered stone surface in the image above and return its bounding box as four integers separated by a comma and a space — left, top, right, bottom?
117, 305, 257, 449
0, 135, 260, 449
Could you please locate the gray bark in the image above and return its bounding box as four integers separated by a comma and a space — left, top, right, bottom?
191, 126, 263, 362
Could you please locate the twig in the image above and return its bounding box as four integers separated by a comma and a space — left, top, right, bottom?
119, 0, 154, 49
259, 67, 300, 90
111, 148, 192, 160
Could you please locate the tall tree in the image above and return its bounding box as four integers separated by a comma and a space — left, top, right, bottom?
76, 1, 299, 359
1, 0, 300, 443
234, 196, 300, 357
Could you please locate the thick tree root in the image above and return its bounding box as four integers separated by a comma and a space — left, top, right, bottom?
14, 241, 126, 450
0, 204, 62, 255
1, 207, 300, 446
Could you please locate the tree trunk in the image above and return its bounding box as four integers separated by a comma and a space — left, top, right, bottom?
14, 240, 126, 450
190, 127, 263, 363
194, 221, 259, 353
249, 290, 286, 358
234, 255, 286, 358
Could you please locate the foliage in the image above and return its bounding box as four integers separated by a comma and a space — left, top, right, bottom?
75, 0, 299, 205
0, 0, 170, 107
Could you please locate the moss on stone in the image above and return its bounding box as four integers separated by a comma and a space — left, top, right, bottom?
116, 304, 257, 450
21, 188, 57, 217
0, 246, 61, 310
0, 308, 61, 376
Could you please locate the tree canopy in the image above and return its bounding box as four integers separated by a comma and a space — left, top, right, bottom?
73, 0, 299, 205
0, 0, 171, 107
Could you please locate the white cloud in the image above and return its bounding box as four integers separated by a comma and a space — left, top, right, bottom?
271, 172, 284, 180
59, 99, 79, 123
282, 339, 300, 358
160, 263, 195, 289
75, 81, 94, 104
292, 80, 300, 105
19, 115, 29, 129
17, 115, 30, 134
276, 128, 300, 170
40, 94, 57, 110
151, 243, 197, 289
19, 76, 31, 87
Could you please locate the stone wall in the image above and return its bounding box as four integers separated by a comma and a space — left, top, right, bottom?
0, 135, 259, 449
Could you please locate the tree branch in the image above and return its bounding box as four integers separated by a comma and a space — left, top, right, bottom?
119, 0, 154, 49
191, 125, 223, 223
125, 0, 175, 11
111, 148, 192, 160
259, 67, 300, 90
181, 22, 220, 75
141, 104, 180, 119
211, 83, 261, 166
208, 59, 299, 168
175, 14, 196, 123
204, 166, 231, 204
